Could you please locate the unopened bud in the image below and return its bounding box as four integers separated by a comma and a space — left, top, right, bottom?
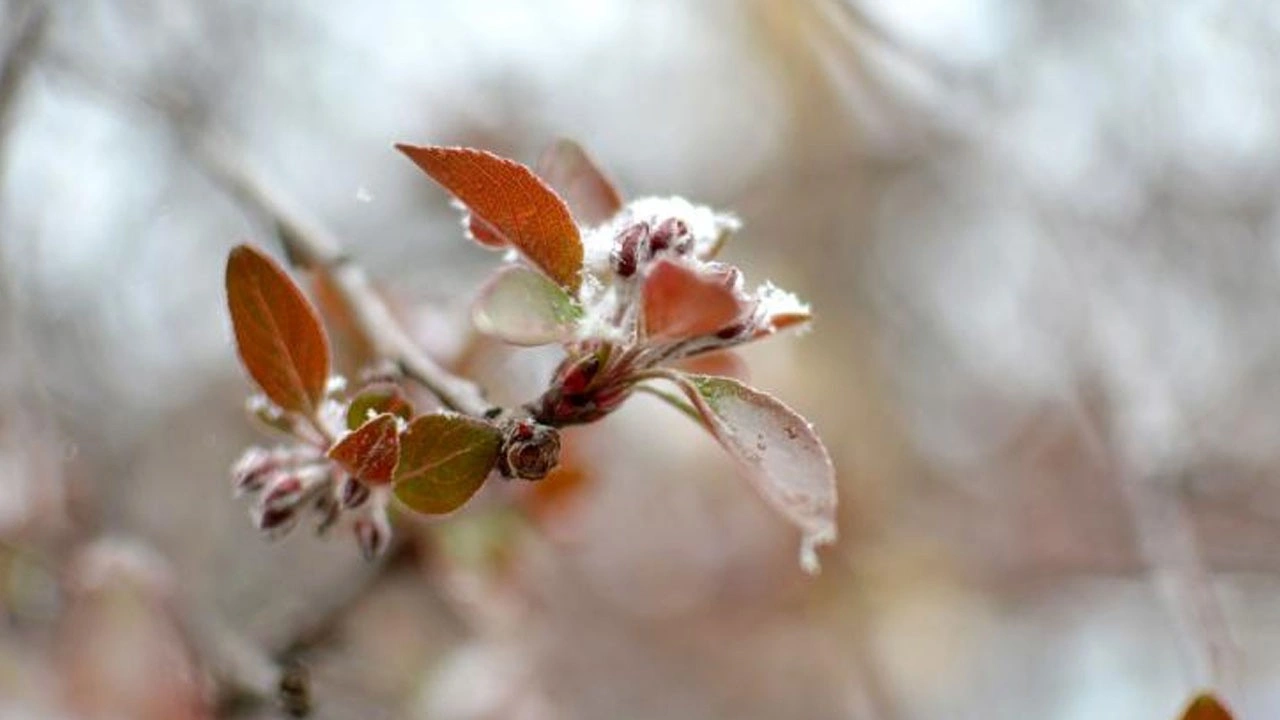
231, 447, 281, 495
338, 475, 370, 510
648, 217, 690, 256
557, 352, 601, 396
610, 222, 648, 278
255, 505, 299, 539
261, 475, 305, 512
497, 419, 560, 480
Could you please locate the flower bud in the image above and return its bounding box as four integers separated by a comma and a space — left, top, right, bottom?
610, 222, 649, 278
254, 505, 299, 539
261, 475, 305, 512
231, 447, 281, 495
338, 475, 370, 510
648, 217, 690, 256
497, 419, 560, 480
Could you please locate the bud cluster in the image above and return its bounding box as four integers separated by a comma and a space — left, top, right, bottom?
526, 197, 810, 428
232, 394, 393, 560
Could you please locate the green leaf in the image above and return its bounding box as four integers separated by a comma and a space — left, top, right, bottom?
662, 372, 837, 574
328, 413, 400, 485
393, 414, 502, 515
346, 382, 414, 431
472, 265, 583, 346
225, 245, 330, 416
395, 144, 584, 291
1180, 693, 1234, 720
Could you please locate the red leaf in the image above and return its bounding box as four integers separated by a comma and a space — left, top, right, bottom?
535, 139, 624, 227
663, 372, 837, 573
225, 245, 330, 416
1180, 694, 1234, 720
642, 259, 749, 342
328, 413, 400, 485
393, 414, 502, 515
396, 144, 584, 291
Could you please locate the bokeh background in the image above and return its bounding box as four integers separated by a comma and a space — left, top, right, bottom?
2, 0, 1279, 718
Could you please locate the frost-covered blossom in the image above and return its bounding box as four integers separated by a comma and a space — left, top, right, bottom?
222, 142, 837, 574
474, 195, 812, 428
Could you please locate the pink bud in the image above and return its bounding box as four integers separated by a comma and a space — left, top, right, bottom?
610, 222, 649, 278
261, 475, 305, 512
231, 447, 280, 495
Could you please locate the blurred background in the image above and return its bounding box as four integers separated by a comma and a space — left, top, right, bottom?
1, 0, 1278, 717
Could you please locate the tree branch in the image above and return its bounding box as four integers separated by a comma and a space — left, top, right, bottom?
188, 132, 493, 417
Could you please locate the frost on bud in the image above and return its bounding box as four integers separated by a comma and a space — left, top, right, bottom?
610, 222, 648, 278
647, 217, 691, 256
231, 447, 282, 495
497, 419, 560, 480
261, 475, 305, 512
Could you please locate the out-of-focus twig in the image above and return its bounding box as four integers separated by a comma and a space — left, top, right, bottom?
185, 132, 494, 418
1064, 391, 1238, 692
0, 0, 49, 194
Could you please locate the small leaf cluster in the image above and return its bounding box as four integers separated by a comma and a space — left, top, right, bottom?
226, 139, 838, 572
226, 246, 525, 559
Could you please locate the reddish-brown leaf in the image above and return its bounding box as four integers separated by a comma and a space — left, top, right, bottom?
393, 413, 502, 515
226, 245, 330, 416
328, 413, 400, 485
1180, 693, 1234, 720
535, 139, 624, 227
663, 371, 837, 573
642, 259, 749, 342
396, 144, 584, 291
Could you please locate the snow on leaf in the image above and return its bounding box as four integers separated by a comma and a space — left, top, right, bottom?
472, 265, 583, 346
396, 144, 584, 291
535, 139, 624, 227
641, 259, 750, 342
662, 371, 837, 573
1180, 693, 1234, 720
393, 414, 502, 515
225, 244, 330, 416
328, 413, 400, 485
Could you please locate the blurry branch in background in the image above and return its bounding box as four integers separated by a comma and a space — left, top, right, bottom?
187, 131, 492, 417
0, 0, 47, 183
1066, 395, 1239, 694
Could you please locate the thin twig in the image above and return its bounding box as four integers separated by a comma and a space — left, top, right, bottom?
0, 0, 48, 192
189, 131, 493, 417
